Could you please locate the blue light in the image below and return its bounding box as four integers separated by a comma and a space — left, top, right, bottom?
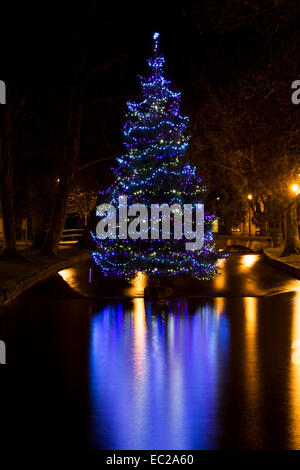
92, 33, 220, 280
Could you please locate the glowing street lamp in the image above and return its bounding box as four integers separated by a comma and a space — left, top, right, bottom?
291, 184, 300, 195
247, 194, 253, 236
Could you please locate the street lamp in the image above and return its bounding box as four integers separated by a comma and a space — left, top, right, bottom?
247, 194, 253, 236
291, 183, 300, 195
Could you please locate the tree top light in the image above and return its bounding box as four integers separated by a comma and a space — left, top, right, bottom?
153, 32, 160, 51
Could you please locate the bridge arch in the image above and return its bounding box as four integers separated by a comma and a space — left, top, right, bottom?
214, 235, 272, 253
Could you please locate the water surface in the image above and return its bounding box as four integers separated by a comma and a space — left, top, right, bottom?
1, 254, 300, 450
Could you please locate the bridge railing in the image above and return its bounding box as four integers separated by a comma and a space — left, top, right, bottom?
214, 234, 273, 253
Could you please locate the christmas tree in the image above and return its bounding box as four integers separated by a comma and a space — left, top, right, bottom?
92, 33, 218, 280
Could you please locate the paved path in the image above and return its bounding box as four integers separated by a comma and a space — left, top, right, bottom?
0, 246, 90, 304
263, 247, 300, 279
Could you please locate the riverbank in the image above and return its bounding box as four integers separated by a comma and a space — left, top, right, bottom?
0, 246, 90, 304
263, 247, 300, 280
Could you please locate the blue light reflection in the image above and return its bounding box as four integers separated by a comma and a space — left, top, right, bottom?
89, 299, 229, 449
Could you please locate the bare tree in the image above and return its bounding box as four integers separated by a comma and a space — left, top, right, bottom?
68, 186, 98, 226
42, 78, 85, 255
0, 87, 27, 258
281, 197, 300, 256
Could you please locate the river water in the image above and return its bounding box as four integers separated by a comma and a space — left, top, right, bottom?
1, 253, 300, 450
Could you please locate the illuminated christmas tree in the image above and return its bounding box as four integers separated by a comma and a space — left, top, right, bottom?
92, 33, 218, 280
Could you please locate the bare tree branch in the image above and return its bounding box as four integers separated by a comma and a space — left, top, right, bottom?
77, 156, 114, 171
88, 53, 128, 75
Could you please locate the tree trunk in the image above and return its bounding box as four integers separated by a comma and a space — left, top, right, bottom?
219, 214, 232, 235
42, 84, 84, 255
281, 200, 300, 256
255, 212, 268, 236
27, 178, 49, 248
31, 215, 47, 249
0, 110, 18, 258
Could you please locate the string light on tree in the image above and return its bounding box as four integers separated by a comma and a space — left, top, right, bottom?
92, 32, 219, 280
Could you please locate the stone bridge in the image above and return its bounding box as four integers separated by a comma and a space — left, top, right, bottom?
214, 235, 272, 253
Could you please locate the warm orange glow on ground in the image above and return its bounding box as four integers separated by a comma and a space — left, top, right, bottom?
240, 254, 259, 271
58, 268, 78, 288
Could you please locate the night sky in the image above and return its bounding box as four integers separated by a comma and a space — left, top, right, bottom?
4, 3, 297, 110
